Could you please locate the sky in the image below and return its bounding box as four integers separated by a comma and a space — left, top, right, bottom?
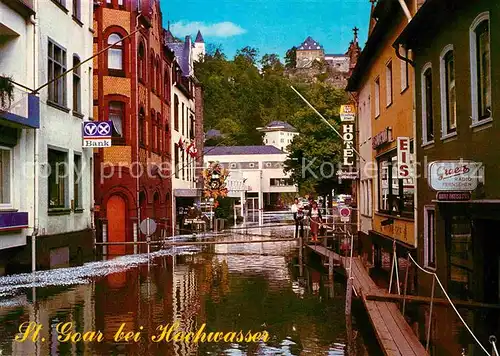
160, 0, 372, 60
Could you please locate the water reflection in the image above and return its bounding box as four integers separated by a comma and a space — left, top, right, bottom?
0, 229, 381, 355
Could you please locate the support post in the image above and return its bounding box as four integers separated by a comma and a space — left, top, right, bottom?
102, 221, 108, 256
133, 221, 138, 254
328, 255, 334, 279
426, 277, 436, 352
402, 254, 410, 315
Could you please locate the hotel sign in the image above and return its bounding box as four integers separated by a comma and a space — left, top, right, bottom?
428, 161, 483, 191
337, 103, 358, 179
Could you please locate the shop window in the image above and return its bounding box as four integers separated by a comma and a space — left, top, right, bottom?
424, 206, 436, 269
470, 13, 491, 124
0, 147, 12, 208
421, 64, 434, 144
440, 46, 457, 136
74, 154, 82, 209
107, 33, 123, 71
377, 147, 414, 217
48, 39, 67, 107
447, 216, 473, 300
48, 149, 68, 209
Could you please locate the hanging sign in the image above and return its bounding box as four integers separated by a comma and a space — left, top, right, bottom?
82, 121, 112, 147
337, 104, 358, 179
340, 105, 356, 122
372, 127, 392, 149
397, 137, 411, 178
436, 191, 472, 201
428, 161, 483, 191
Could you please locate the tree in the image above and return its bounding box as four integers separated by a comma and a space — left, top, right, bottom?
260, 54, 284, 76
285, 46, 297, 68
235, 46, 259, 66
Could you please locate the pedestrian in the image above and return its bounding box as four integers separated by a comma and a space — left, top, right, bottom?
291, 198, 304, 238
308, 201, 322, 242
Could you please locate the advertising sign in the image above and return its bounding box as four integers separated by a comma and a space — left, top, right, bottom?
428, 161, 483, 191
397, 137, 411, 178
340, 207, 351, 222
340, 105, 356, 122
82, 121, 112, 147
436, 191, 471, 201
372, 127, 392, 149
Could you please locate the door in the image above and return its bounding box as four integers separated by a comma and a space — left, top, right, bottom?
107, 195, 126, 255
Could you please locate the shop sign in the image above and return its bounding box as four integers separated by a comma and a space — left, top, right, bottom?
428, 161, 483, 191
372, 127, 392, 149
340, 105, 356, 122
337, 170, 359, 179
436, 191, 471, 201
397, 137, 411, 178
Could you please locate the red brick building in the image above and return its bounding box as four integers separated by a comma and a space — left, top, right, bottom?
93, 0, 174, 253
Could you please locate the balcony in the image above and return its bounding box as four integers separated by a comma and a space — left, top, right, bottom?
0, 85, 40, 128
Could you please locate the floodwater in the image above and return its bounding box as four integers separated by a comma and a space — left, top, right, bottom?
0, 221, 382, 356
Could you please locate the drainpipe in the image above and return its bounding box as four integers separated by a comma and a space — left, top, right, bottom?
397, 0, 413, 23
393, 44, 418, 252
30, 9, 39, 273
135, 13, 141, 247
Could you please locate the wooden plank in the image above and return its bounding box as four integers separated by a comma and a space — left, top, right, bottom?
374, 301, 418, 356
365, 292, 500, 310
364, 299, 402, 355
385, 302, 427, 355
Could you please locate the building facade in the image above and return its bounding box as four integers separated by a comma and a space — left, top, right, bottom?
256, 121, 298, 153
203, 146, 298, 223
397, 0, 499, 307
164, 29, 205, 235
347, 0, 418, 281
1, 0, 94, 271
93, 0, 174, 253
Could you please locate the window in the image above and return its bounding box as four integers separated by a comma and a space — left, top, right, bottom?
280, 139, 284, 143
0, 147, 12, 207
138, 42, 146, 82
164, 68, 170, 101
181, 150, 185, 180
150, 53, 155, 92
48, 149, 68, 209
377, 148, 414, 217
181, 103, 185, 135
440, 47, 456, 136
109, 101, 124, 140
174, 95, 179, 131
72, 0, 80, 20
400, 47, 409, 92
139, 108, 145, 145
72, 56, 81, 114
150, 109, 156, 150
470, 14, 491, 123
48, 39, 67, 106
174, 143, 179, 178
447, 216, 473, 299
108, 33, 123, 71
386, 61, 393, 106
118, 0, 123, 5
157, 113, 161, 153
421, 64, 434, 144
156, 58, 161, 96
424, 206, 436, 269
270, 178, 293, 187
74, 154, 82, 209
374, 77, 380, 117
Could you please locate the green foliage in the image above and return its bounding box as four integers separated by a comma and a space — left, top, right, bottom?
214, 197, 233, 220
285, 46, 297, 69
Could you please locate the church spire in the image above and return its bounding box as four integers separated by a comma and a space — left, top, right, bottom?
195, 30, 204, 43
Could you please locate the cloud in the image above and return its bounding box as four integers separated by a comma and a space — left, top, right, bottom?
170, 21, 247, 38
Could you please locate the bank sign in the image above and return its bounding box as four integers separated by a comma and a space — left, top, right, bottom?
428, 161, 483, 191
82, 121, 112, 148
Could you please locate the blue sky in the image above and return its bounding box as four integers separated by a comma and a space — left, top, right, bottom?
160, 0, 372, 60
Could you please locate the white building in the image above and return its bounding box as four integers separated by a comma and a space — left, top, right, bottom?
256, 121, 299, 153
0, 0, 94, 270
203, 146, 298, 225
165, 30, 205, 234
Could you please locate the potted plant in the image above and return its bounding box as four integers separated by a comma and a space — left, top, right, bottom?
0, 75, 14, 110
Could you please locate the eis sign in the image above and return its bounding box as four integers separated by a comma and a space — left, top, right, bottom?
397, 137, 411, 178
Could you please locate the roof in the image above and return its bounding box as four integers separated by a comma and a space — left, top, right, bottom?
394, 0, 463, 50
195, 30, 204, 43
205, 129, 222, 139
204, 146, 285, 156
298, 36, 323, 51
346, 0, 402, 91
257, 120, 297, 132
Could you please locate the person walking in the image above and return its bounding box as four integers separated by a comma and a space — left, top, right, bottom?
291, 198, 304, 238
308, 201, 322, 243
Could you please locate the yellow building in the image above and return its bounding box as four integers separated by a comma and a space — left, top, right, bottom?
347, 0, 420, 281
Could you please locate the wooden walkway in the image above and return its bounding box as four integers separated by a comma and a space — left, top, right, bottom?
306, 245, 427, 356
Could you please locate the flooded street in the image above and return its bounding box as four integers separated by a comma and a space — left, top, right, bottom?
0, 224, 381, 355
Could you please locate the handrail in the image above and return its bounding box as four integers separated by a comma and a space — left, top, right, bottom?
408, 253, 490, 355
